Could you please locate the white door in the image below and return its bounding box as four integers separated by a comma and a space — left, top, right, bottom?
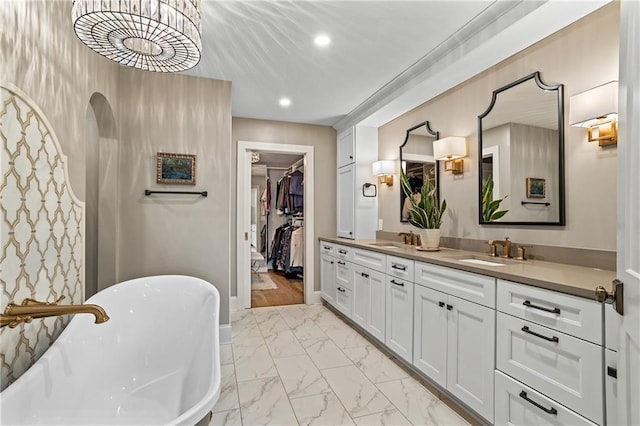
385, 277, 414, 363
368, 269, 386, 343
352, 265, 370, 329
320, 254, 336, 306
337, 165, 355, 239
447, 295, 495, 423
413, 285, 448, 386
337, 127, 354, 168
617, 3, 640, 423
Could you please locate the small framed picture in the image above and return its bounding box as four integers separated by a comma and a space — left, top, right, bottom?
156, 152, 196, 185
526, 177, 546, 198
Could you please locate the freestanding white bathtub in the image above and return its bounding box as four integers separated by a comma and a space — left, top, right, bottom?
0, 275, 221, 425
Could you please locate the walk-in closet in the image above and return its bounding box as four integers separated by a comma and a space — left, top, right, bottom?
249, 152, 305, 308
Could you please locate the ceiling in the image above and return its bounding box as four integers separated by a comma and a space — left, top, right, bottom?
184, 1, 610, 130
184, 1, 493, 126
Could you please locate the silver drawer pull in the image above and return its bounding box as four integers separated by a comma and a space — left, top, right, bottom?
390, 279, 404, 287
523, 300, 560, 315
391, 264, 407, 271
521, 325, 559, 343
519, 391, 558, 415
338, 249, 347, 255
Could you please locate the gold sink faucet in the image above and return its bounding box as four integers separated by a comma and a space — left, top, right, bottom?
489, 237, 512, 258
398, 231, 420, 246
1, 296, 110, 328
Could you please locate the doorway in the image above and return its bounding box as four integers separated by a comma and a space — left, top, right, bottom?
236, 141, 315, 310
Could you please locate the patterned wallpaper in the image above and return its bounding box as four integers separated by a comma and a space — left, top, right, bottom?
0, 84, 84, 390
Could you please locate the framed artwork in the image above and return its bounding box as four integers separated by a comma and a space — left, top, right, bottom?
526, 177, 546, 198
156, 152, 196, 185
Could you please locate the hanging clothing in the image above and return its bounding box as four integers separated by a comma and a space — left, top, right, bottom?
290, 227, 304, 268
269, 223, 303, 275
275, 170, 304, 215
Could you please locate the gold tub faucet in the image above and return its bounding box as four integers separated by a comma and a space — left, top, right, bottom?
1, 296, 109, 328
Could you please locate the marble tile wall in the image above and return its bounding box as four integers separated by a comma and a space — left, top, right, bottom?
0, 85, 84, 390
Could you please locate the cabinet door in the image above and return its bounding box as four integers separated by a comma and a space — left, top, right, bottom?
385, 277, 414, 363
337, 165, 355, 239
413, 285, 448, 386
352, 265, 370, 329
447, 296, 495, 423
320, 254, 336, 306
335, 286, 352, 318
337, 127, 355, 168
368, 269, 386, 343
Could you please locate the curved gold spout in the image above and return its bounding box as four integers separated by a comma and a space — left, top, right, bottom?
1, 296, 109, 328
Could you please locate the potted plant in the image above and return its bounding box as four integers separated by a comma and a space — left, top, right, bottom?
481, 177, 509, 222
400, 171, 446, 249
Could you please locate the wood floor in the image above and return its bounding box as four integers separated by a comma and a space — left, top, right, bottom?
251, 271, 304, 308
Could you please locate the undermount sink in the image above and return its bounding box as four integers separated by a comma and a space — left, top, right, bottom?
458, 258, 506, 267
369, 242, 402, 248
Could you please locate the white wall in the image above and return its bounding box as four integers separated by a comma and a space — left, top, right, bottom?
116, 71, 232, 324
378, 3, 619, 251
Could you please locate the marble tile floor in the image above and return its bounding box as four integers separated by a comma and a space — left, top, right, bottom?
210, 303, 471, 426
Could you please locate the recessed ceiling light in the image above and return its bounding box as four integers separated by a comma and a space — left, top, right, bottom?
279, 97, 291, 107
314, 34, 331, 48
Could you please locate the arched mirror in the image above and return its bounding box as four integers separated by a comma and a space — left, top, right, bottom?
478, 71, 565, 225
399, 121, 439, 222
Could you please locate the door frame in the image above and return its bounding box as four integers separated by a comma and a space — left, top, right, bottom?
236, 141, 316, 310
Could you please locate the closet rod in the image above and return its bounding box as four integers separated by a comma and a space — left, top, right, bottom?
144, 190, 208, 197
267, 167, 289, 170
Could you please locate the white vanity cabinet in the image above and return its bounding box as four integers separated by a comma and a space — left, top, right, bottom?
496, 279, 604, 425
413, 283, 495, 422
320, 254, 336, 305
336, 126, 378, 240
351, 264, 386, 343
385, 275, 414, 363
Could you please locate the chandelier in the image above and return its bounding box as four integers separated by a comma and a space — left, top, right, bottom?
72, 0, 202, 73
251, 152, 260, 164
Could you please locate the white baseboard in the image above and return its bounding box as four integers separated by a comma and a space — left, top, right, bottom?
307, 290, 322, 304
230, 296, 239, 312
219, 324, 232, 344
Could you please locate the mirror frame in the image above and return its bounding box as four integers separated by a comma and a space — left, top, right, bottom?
399, 121, 440, 222
477, 71, 565, 226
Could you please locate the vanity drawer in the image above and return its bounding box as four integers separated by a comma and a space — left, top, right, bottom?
352, 248, 386, 273
496, 312, 603, 424
386, 255, 414, 282
414, 261, 495, 308
334, 244, 353, 261
495, 371, 597, 426
335, 286, 352, 318
320, 241, 336, 256
335, 259, 352, 290
497, 279, 602, 344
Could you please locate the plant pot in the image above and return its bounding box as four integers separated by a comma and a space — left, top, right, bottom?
419, 228, 441, 249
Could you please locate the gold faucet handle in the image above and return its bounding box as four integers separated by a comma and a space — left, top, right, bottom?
488, 243, 497, 257
21, 295, 65, 306
516, 245, 533, 260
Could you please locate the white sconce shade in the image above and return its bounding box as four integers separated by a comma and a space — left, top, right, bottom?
570, 81, 618, 146
433, 137, 467, 174
372, 160, 395, 186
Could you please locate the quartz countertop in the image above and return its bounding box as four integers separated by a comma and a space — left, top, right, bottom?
319, 237, 616, 300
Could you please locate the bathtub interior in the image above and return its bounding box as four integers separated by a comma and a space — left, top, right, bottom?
0, 276, 220, 425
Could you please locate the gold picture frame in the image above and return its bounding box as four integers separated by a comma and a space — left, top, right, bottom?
526, 177, 546, 198
156, 152, 196, 185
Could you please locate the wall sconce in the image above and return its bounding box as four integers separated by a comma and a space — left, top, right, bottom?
433, 136, 467, 174
569, 81, 618, 146
372, 160, 395, 186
